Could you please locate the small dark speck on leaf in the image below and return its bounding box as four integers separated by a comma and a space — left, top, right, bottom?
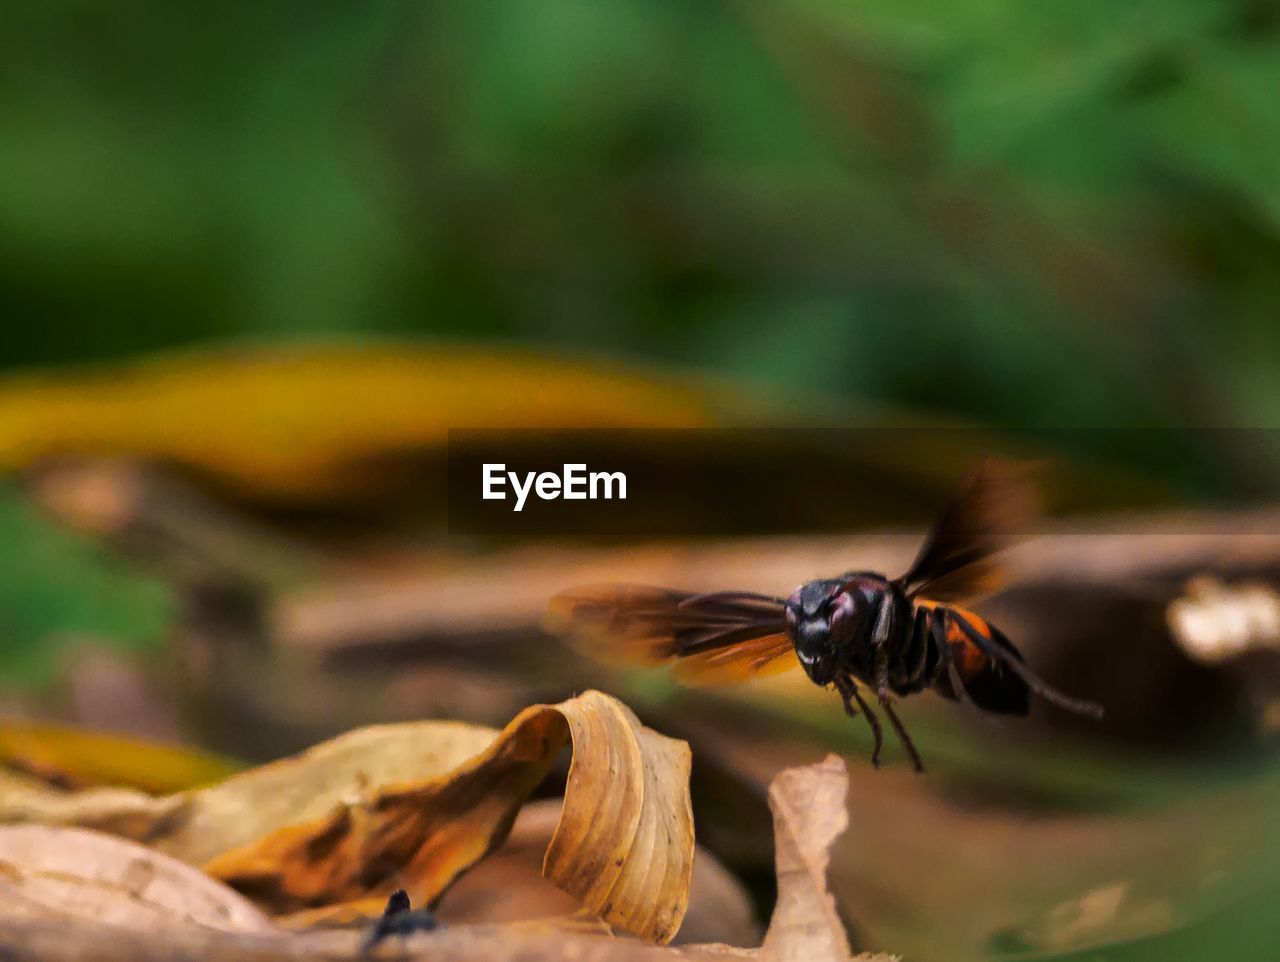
361, 889, 441, 953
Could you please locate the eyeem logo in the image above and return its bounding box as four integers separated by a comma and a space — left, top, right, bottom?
482, 463, 627, 512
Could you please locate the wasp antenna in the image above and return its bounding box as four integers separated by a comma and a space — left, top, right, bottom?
951, 614, 1105, 720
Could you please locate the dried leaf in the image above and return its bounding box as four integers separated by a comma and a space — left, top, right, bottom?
194, 691, 691, 944
440, 798, 759, 946
0, 770, 188, 840
759, 755, 855, 962
157, 720, 499, 866
542, 692, 694, 942
0, 695, 694, 943
0, 825, 276, 934
0, 756, 897, 962
435, 803, 591, 924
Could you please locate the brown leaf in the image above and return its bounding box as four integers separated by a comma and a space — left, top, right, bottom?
0, 825, 276, 935
0, 769, 188, 840
759, 755, 854, 962
0, 757, 896, 962
439, 798, 760, 947
543, 692, 694, 942
0, 694, 693, 943
200, 691, 693, 944
156, 720, 499, 866
435, 800, 612, 927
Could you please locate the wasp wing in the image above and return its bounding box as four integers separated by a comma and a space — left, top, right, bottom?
545, 584, 796, 685
897, 458, 1038, 602
668, 632, 797, 686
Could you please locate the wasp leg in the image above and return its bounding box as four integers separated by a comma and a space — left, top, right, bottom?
931, 610, 979, 711
870, 599, 924, 772
881, 699, 925, 774
836, 681, 859, 718
951, 614, 1104, 719
907, 605, 932, 686
870, 593, 896, 704
837, 674, 884, 767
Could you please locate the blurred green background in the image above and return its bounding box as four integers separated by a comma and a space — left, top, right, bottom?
5, 0, 1279, 428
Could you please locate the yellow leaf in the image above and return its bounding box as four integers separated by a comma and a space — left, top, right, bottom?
0, 344, 715, 498
0, 718, 239, 794
543, 693, 694, 942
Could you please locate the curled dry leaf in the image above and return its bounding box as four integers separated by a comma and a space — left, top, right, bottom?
439, 798, 760, 946
758, 755, 867, 962
0, 825, 276, 935
0, 694, 694, 943
542, 692, 694, 942
70, 690, 689, 945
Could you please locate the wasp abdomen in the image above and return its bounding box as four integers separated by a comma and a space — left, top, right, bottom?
914, 600, 1030, 715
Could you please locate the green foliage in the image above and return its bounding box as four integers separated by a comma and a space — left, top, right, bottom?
0, 486, 173, 686
3, 0, 1279, 444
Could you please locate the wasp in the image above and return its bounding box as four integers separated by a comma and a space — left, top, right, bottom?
546, 460, 1103, 772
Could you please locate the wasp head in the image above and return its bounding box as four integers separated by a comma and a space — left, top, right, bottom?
785, 578, 867, 685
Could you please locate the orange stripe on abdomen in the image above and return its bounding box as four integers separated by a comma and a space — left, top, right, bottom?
913, 598, 994, 679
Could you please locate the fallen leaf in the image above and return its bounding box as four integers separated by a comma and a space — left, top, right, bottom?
542, 691, 694, 942
0, 344, 714, 500
0, 769, 188, 840
0, 756, 895, 962
434, 800, 613, 927
204, 691, 693, 944
759, 755, 854, 962
439, 798, 760, 946
156, 720, 499, 867
0, 718, 238, 794
0, 692, 689, 943
0, 825, 276, 934
0, 695, 695, 942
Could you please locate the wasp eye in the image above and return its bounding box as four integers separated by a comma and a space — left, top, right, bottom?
827, 595, 857, 641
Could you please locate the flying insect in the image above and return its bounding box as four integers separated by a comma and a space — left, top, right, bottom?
546, 461, 1103, 772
